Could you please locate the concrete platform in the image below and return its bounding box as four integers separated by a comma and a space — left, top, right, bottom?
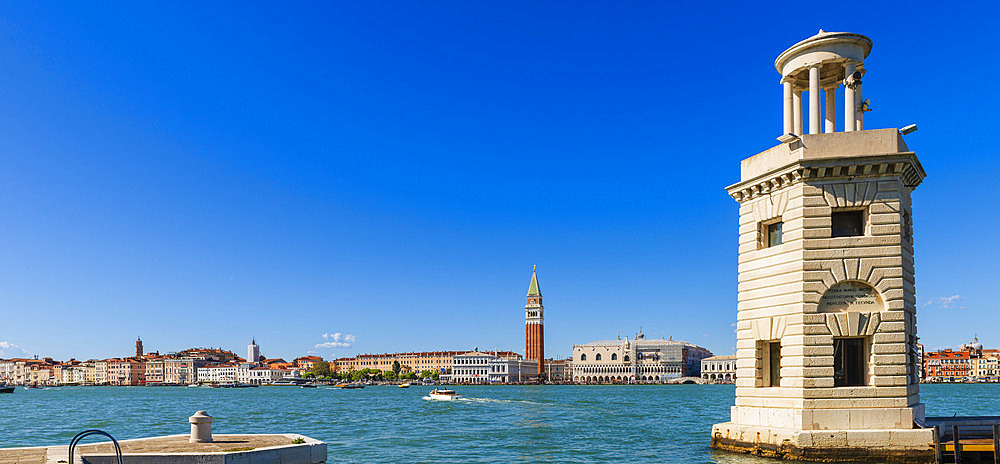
0, 434, 326, 464
711, 422, 935, 463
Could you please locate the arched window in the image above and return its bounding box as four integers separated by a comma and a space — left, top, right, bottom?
611, 353, 618, 361
596, 353, 602, 361
580, 354, 587, 361
624, 355, 630, 362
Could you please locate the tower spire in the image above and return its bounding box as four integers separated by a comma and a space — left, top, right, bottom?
527, 266, 541, 297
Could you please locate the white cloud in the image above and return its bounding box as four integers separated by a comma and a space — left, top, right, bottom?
923, 295, 965, 310
315, 333, 356, 349
0, 341, 29, 357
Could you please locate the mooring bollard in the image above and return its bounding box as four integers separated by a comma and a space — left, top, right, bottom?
189, 410, 214, 443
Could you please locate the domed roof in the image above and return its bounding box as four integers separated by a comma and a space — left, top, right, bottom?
774, 30, 873, 75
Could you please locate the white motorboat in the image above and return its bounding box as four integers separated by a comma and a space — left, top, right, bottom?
424, 388, 462, 401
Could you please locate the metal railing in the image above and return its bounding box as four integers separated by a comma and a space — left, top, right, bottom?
68, 430, 123, 464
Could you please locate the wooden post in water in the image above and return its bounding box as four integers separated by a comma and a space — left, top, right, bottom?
933, 425, 942, 464
992, 424, 998, 464
953, 425, 961, 464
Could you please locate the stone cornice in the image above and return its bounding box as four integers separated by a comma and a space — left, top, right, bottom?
726, 152, 925, 203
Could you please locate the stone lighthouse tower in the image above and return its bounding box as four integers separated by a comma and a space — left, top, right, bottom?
711, 31, 933, 461
525, 266, 544, 377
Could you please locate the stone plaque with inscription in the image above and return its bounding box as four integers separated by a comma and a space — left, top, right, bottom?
818, 281, 884, 312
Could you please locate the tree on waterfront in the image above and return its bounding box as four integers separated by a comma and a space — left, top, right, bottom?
392, 360, 401, 376
310, 361, 331, 378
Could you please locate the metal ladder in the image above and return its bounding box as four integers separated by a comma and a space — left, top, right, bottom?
68, 430, 123, 464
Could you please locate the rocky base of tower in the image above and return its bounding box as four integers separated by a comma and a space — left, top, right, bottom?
710, 422, 934, 463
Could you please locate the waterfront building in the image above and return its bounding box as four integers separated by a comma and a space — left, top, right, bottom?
94, 360, 108, 385
921, 338, 1000, 383
294, 356, 323, 370
452, 351, 527, 384
144, 358, 164, 383
53, 360, 83, 385
51, 363, 64, 384
572, 332, 712, 383
106, 359, 145, 386
197, 363, 239, 383
544, 358, 572, 382
972, 353, 1000, 382
332, 350, 466, 374
916, 342, 926, 381
84, 362, 96, 385
451, 351, 495, 383
0, 359, 18, 384
524, 266, 545, 377
701, 355, 736, 384
236, 364, 287, 385
712, 31, 932, 459
1, 358, 58, 385
28, 362, 54, 386
924, 350, 971, 382
248, 339, 261, 365
488, 357, 538, 383
163, 358, 201, 384
64, 364, 87, 385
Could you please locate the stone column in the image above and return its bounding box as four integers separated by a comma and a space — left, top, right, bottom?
856, 82, 864, 130
793, 90, 803, 136
825, 87, 836, 133
843, 62, 856, 131
808, 65, 820, 134
783, 80, 793, 136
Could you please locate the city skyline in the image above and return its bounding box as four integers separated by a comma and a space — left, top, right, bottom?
2, 3, 999, 362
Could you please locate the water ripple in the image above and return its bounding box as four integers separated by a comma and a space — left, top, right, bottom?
1, 384, 996, 463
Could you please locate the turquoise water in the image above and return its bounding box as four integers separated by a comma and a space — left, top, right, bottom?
2, 384, 998, 463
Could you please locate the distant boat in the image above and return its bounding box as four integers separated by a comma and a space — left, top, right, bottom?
300, 384, 318, 388
398, 383, 411, 388
187, 384, 199, 388
337, 383, 364, 389
263, 380, 299, 387
424, 388, 462, 401
0, 385, 14, 394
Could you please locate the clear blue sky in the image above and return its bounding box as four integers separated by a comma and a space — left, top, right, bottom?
1, 2, 998, 361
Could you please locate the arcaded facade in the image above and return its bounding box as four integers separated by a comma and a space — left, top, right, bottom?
572, 333, 712, 383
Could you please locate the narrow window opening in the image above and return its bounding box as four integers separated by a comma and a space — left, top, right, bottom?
833, 337, 867, 386
759, 219, 783, 248
758, 340, 781, 387
832, 210, 865, 237
768, 341, 781, 387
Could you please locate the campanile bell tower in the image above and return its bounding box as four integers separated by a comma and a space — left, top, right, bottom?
711, 31, 933, 461
525, 266, 544, 377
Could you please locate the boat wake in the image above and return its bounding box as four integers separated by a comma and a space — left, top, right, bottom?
450, 397, 544, 405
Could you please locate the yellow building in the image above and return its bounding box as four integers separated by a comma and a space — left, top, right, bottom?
334, 351, 484, 374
